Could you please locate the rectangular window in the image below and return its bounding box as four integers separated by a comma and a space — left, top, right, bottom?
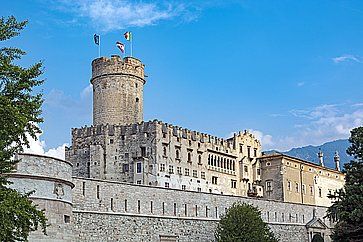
266, 181, 272, 191
160, 164, 165, 172
288, 181, 291, 191
136, 162, 142, 173
137, 200, 141, 213
231, 179, 237, 189
122, 164, 129, 173
254, 148, 257, 157
239, 144, 243, 153
64, 215, 70, 223
182, 185, 186, 190
201, 171, 206, 179
193, 170, 198, 178
169, 165, 174, 174
295, 183, 299, 193
247, 146, 251, 157
177, 166, 182, 175
302, 184, 306, 194
110, 139, 114, 144
319, 187, 322, 197
141, 147, 146, 157
257, 168, 261, 176
136, 180, 142, 184
244, 165, 248, 173
82, 181, 85, 196
185, 168, 190, 176
197, 187, 201, 192
165, 182, 169, 188
96, 185, 100, 199
310, 185, 314, 195
212, 176, 218, 185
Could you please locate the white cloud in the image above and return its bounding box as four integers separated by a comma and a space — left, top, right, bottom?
332, 54, 362, 64
23, 126, 68, 160
57, 0, 198, 32
271, 103, 363, 151
297, 81, 305, 87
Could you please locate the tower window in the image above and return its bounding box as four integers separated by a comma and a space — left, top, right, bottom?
136, 97, 139, 103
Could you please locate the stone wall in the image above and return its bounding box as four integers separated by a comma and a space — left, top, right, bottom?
8, 154, 74, 242
72, 177, 333, 242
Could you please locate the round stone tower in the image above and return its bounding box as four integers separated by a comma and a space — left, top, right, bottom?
91, 55, 145, 126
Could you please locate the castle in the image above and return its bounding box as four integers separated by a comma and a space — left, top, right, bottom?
9, 56, 345, 241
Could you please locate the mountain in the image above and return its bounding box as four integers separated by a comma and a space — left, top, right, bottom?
266, 139, 352, 170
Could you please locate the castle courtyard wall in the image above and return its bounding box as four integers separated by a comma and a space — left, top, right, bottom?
72, 177, 332, 242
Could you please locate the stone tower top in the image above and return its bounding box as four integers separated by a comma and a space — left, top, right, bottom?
91, 55, 145, 83
91, 55, 146, 126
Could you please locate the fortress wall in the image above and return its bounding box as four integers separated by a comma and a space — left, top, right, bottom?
8, 154, 74, 242
72, 177, 332, 242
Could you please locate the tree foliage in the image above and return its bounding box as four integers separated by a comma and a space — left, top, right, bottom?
215, 202, 278, 242
327, 127, 363, 242
0, 16, 47, 241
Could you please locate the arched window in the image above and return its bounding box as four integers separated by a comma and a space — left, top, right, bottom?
198, 155, 202, 164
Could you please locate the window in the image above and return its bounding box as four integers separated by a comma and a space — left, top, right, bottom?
136, 162, 142, 173
182, 185, 186, 190
239, 144, 243, 153
176, 149, 180, 159
185, 168, 190, 176
247, 146, 251, 157
288, 181, 291, 191
232, 161, 235, 171
165, 182, 169, 188
254, 148, 257, 157
197, 187, 201, 192
266, 162, 271, 166
193, 170, 198, 178
96, 185, 100, 199
212, 176, 218, 185
160, 163, 165, 172
257, 168, 261, 176
122, 164, 129, 172
64, 215, 70, 223
169, 165, 174, 174
177, 166, 182, 175
110, 139, 114, 144
302, 184, 306, 194
141, 147, 146, 157
189, 140, 192, 146
231, 179, 237, 188
201, 171, 206, 179
187, 152, 192, 163
310, 185, 314, 195
163, 133, 167, 138
319, 187, 322, 197
198, 155, 202, 165
266, 181, 272, 191
125, 153, 129, 159
244, 165, 248, 173
163, 146, 167, 157
136, 180, 142, 184
295, 183, 299, 193
136, 97, 139, 103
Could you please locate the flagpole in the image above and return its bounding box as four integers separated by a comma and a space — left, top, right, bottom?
131, 35, 133, 57
98, 35, 101, 58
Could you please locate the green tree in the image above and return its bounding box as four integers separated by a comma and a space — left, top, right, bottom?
0, 16, 47, 241
215, 202, 278, 242
327, 127, 363, 242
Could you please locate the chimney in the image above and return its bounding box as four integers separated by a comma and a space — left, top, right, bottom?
318, 149, 324, 167
334, 151, 341, 172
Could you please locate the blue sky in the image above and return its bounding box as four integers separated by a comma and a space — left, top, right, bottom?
2, 0, 363, 156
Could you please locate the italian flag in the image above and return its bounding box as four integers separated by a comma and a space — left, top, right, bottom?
124, 31, 132, 41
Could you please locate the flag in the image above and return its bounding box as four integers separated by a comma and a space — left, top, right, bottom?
116, 41, 125, 53
94, 34, 100, 45
124, 31, 132, 41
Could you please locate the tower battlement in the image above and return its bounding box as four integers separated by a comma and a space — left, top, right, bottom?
91, 55, 145, 83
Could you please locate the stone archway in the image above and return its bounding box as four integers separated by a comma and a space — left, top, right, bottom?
312, 233, 324, 242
